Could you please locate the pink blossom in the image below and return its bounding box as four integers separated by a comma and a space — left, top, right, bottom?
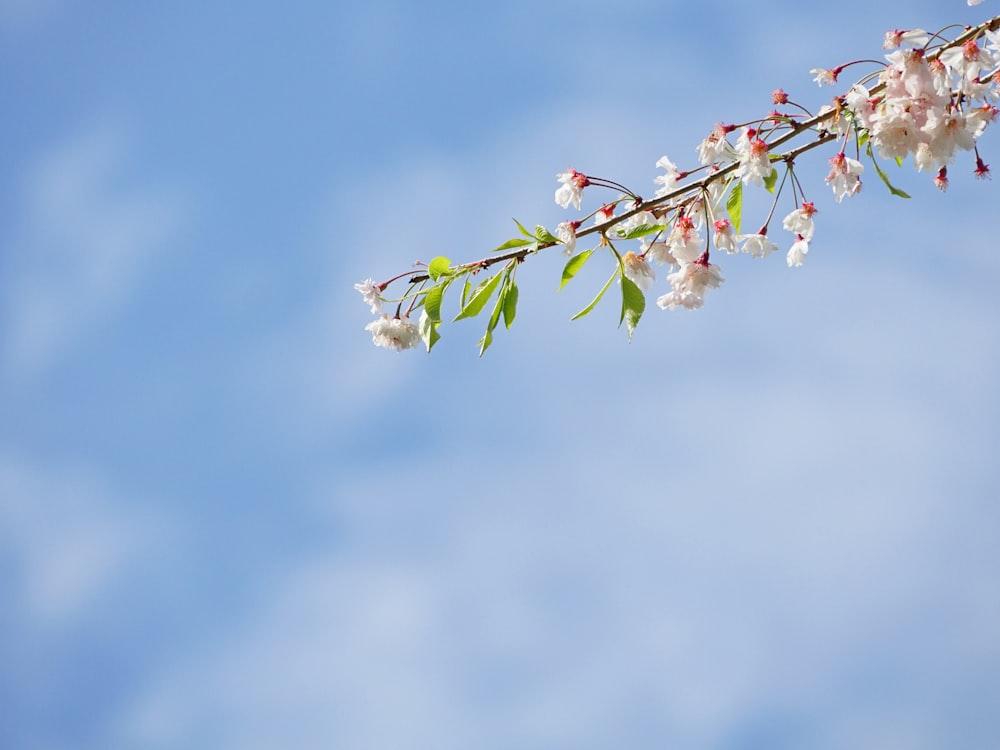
934, 167, 949, 191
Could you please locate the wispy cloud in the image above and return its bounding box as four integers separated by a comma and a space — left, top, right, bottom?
116, 182, 1000, 746
1, 123, 183, 379
0, 453, 169, 626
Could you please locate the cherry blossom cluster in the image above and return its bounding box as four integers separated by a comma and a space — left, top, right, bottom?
357, 11, 999, 355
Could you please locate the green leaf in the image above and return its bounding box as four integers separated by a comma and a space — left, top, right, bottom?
428, 256, 451, 281
477, 330, 493, 356
454, 271, 504, 321
513, 218, 533, 238
571, 269, 617, 321
423, 283, 445, 322
764, 167, 778, 194
617, 223, 666, 240
559, 249, 594, 290
726, 180, 743, 234
619, 275, 645, 341
535, 225, 558, 244
479, 281, 510, 357
487, 285, 506, 333
502, 281, 518, 329
867, 144, 911, 199
419, 310, 441, 352
492, 237, 534, 253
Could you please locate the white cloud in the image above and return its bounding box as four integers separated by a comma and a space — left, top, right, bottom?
0, 454, 169, 626
118, 202, 1000, 745
119, 15, 1000, 748
1, 123, 183, 379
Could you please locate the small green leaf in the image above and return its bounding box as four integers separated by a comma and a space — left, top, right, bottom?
487, 285, 507, 334
619, 275, 645, 341
479, 273, 513, 357
502, 281, 518, 329
513, 218, 533, 238
764, 168, 778, 194
428, 256, 451, 281
617, 223, 666, 240
571, 269, 617, 321
559, 249, 594, 290
423, 283, 445, 323
726, 180, 743, 234
419, 310, 441, 352
535, 225, 558, 244
867, 144, 911, 199
492, 237, 534, 253
454, 271, 504, 321
477, 329, 493, 357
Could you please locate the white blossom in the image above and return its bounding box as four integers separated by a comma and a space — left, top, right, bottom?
621, 251, 656, 291
811, 67, 839, 86
365, 314, 420, 351
825, 152, 864, 201
696, 124, 734, 165
735, 129, 772, 186
594, 204, 615, 227
354, 278, 383, 313
657, 261, 724, 310
555, 169, 588, 210
883, 29, 929, 50
644, 240, 676, 266
740, 233, 778, 259
654, 156, 681, 197
713, 219, 739, 254
556, 221, 578, 255
782, 204, 818, 242
665, 216, 703, 265
786, 237, 810, 268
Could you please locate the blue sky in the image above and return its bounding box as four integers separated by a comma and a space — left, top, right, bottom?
2, 1, 999, 748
